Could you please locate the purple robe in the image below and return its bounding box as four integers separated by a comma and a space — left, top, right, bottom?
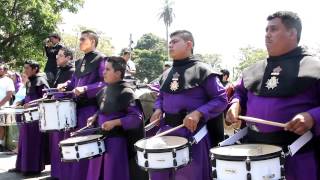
58, 57, 106, 180
151, 75, 227, 180
86, 106, 143, 180
232, 79, 320, 180
16, 76, 49, 173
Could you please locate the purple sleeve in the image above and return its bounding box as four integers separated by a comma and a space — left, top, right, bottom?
120, 105, 143, 130
66, 76, 75, 90
307, 80, 320, 136
84, 58, 106, 98
153, 91, 163, 110
196, 75, 228, 121
231, 78, 248, 108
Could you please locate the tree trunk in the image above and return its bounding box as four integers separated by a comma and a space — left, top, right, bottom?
166, 25, 169, 61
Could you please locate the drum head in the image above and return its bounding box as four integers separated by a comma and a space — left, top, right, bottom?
60, 134, 103, 145
211, 144, 282, 157
135, 136, 188, 150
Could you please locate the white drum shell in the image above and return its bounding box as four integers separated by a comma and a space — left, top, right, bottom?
39, 100, 77, 131
0, 108, 24, 125
136, 146, 190, 169
214, 157, 281, 180
23, 107, 40, 122
60, 136, 105, 161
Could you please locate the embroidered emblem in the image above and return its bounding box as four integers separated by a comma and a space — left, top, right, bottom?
170, 72, 180, 91
271, 66, 282, 76
265, 76, 279, 90
80, 61, 85, 72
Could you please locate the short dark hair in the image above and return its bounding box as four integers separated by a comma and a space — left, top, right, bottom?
60, 47, 74, 60
220, 69, 230, 78
267, 11, 302, 43
24, 60, 40, 73
107, 56, 127, 79
81, 30, 99, 47
170, 30, 195, 51
0, 63, 8, 71
49, 33, 61, 41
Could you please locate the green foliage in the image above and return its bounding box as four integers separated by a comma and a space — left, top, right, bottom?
133, 33, 167, 82
195, 53, 222, 69
0, 0, 84, 70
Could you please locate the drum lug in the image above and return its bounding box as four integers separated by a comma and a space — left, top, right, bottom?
144, 160, 149, 168
245, 157, 251, 171
173, 159, 177, 167
143, 150, 148, 159
172, 148, 176, 158
211, 154, 216, 167
212, 169, 217, 179
247, 173, 251, 180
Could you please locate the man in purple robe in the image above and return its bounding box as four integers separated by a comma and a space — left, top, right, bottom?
226, 11, 320, 180
86, 56, 147, 180
149, 30, 228, 180
48, 47, 75, 180
10, 60, 50, 176
57, 30, 106, 180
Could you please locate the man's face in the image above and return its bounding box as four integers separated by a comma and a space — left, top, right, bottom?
56, 50, 70, 67
23, 64, 37, 78
79, 34, 95, 52
103, 62, 121, 84
49, 37, 59, 44
265, 18, 296, 56
169, 36, 192, 59
0, 66, 6, 77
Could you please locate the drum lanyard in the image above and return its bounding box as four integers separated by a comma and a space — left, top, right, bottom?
192, 125, 208, 144
218, 127, 313, 156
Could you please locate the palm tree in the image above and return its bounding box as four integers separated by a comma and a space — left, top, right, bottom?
159, 0, 174, 60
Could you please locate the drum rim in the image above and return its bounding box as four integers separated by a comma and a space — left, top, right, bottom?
24, 107, 39, 112
40, 98, 74, 103
210, 144, 283, 161
134, 138, 190, 153
59, 135, 105, 146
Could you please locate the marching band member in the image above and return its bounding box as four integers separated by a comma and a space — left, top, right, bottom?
150, 30, 228, 180
86, 56, 147, 180
49, 47, 75, 180
226, 11, 320, 180
57, 30, 106, 180
11, 60, 50, 176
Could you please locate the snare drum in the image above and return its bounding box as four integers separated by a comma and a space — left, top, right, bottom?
23, 106, 40, 122
135, 136, 191, 170
59, 134, 106, 162
0, 108, 24, 125
39, 99, 77, 131
210, 144, 285, 180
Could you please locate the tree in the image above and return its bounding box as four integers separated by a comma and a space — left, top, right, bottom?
0, 0, 84, 70
235, 46, 268, 78
133, 33, 167, 82
158, 0, 174, 61
195, 53, 222, 69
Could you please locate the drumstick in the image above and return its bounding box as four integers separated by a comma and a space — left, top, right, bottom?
152, 124, 185, 138
71, 127, 103, 136
70, 125, 91, 137
28, 97, 47, 104
144, 118, 160, 131
238, 115, 286, 128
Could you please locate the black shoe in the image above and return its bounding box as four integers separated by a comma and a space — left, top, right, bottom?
8, 168, 20, 173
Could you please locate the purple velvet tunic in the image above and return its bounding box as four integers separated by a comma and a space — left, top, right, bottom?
232, 79, 320, 180
151, 75, 227, 180
86, 105, 143, 180
15, 76, 49, 173
58, 58, 106, 180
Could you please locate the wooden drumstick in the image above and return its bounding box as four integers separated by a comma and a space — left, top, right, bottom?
152, 124, 185, 138
70, 125, 91, 137
238, 115, 286, 128
144, 118, 160, 131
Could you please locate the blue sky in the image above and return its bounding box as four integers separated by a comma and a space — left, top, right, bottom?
60, 0, 320, 69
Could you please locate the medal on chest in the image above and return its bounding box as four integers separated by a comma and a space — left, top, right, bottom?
265, 66, 282, 90
170, 72, 180, 91
80, 60, 86, 72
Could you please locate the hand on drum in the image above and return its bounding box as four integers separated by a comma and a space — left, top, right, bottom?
23, 103, 30, 109
150, 109, 162, 126
226, 102, 241, 124
57, 83, 67, 91
183, 111, 202, 133
285, 112, 315, 135
101, 119, 121, 131
87, 115, 97, 126
73, 86, 87, 96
